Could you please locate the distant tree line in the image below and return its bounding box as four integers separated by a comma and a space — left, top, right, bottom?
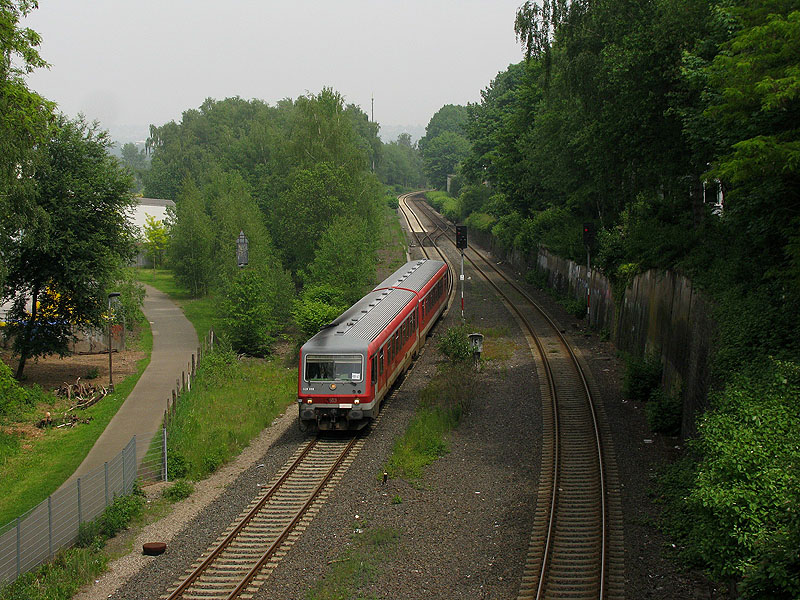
413, 1, 799, 596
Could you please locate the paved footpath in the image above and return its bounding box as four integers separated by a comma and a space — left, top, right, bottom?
62, 284, 198, 486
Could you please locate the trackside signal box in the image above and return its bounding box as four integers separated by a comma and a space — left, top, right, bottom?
456, 225, 468, 249
582, 222, 596, 247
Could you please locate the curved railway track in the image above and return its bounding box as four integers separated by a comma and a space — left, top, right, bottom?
162, 435, 363, 600
400, 193, 624, 600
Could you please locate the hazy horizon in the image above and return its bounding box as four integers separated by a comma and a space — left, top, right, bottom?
20, 1, 525, 145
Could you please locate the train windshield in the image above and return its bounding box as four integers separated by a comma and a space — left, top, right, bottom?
305, 354, 363, 382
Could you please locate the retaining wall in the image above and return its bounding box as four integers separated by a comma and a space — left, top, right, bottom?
469, 228, 714, 437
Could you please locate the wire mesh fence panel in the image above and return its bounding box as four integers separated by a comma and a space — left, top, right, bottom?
138, 429, 166, 482
0, 518, 18, 583
0, 431, 165, 585
50, 483, 80, 554
78, 468, 107, 526
18, 501, 50, 576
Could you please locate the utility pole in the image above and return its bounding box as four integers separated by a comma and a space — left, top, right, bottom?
371, 94, 375, 173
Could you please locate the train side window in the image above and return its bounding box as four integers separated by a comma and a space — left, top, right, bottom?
371, 354, 377, 384
379, 348, 384, 375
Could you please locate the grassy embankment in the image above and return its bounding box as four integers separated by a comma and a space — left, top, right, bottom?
134, 267, 297, 480
0, 326, 152, 526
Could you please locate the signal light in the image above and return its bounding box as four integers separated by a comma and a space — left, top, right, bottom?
582, 222, 596, 247
455, 225, 468, 249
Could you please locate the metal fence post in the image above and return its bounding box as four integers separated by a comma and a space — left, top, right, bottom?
77, 478, 82, 524
162, 426, 168, 482
48, 496, 53, 558
104, 462, 109, 507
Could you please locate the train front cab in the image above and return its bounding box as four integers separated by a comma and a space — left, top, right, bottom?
298, 350, 375, 431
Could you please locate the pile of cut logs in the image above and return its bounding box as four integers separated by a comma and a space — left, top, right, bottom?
36, 378, 107, 428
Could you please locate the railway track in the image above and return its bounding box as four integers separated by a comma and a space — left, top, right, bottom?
162, 435, 363, 600
160, 198, 447, 600
401, 193, 624, 599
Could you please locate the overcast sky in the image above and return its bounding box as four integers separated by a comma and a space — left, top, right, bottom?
20, 1, 525, 143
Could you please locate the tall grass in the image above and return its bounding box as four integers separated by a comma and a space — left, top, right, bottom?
165, 347, 297, 480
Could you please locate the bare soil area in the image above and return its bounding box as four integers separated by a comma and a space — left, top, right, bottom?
1, 347, 143, 392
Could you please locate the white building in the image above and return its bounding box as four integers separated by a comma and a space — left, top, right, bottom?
131, 197, 174, 267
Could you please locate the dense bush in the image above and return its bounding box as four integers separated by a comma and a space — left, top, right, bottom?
163, 479, 194, 502
622, 353, 662, 403
75, 489, 145, 548
464, 212, 495, 232
646, 387, 682, 436
0, 361, 30, 417
219, 267, 290, 356
437, 325, 473, 362
292, 284, 349, 339
425, 191, 462, 223
660, 359, 800, 598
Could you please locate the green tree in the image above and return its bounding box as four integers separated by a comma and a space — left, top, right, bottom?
2, 115, 137, 378
0, 0, 54, 288
301, 215, 377, 304
142, 214, 168, 269
219, 267, 288, 356
377, 134, 425, 188
167, 180, 214, 297
418, 104, 469, 153
119, 142, 148, 193
421, 131, 471, 190
702, 2, 800, 289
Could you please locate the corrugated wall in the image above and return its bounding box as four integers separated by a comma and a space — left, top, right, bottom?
470, 228, 714, 437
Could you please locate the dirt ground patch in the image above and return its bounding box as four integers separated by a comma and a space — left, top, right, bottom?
1, 347, 144, 392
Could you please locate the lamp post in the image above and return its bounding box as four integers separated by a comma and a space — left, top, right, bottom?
107, 292, 120, 391
236, 230, 249, 268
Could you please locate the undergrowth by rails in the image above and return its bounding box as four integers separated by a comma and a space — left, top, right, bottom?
305, 518, 399, 600
385, 326, 477, 480
0, 488, 145, 600
165, 344, 297, 480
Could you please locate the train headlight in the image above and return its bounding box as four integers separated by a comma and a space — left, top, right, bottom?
306, 398, 313, 404
353, 398, 360, 405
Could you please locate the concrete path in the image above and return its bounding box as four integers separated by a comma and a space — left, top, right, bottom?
62, 284, 198, 485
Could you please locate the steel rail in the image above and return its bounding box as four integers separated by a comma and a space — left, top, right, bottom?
165, 437, 320, 599
225, 435, 360, 599
165, 436, 361, 600
409, 194, 608, 599
398, 192, 454, 301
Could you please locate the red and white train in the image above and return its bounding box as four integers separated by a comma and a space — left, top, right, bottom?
298, 259, 450, 431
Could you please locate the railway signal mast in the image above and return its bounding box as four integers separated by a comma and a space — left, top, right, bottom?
456, 225, 468, 319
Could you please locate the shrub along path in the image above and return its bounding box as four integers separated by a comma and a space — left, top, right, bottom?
60, 284, 198, 488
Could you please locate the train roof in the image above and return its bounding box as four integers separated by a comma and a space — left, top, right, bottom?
301, 259, 446, 354
301, 288, 417, 353
374, 259, 446, 293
